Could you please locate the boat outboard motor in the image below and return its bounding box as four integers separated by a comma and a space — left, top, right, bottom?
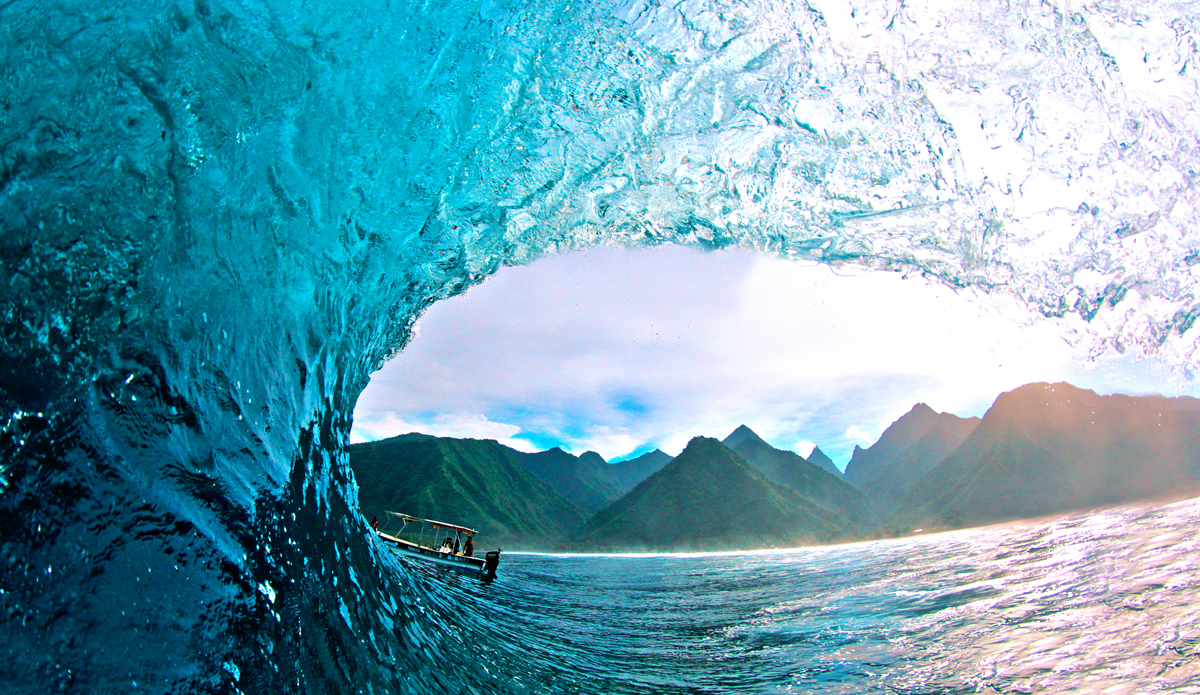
482, 550, 501, 581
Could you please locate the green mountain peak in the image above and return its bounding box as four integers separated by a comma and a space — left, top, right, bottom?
568, 437, 857, 552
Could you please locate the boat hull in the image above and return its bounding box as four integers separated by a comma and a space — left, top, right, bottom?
377, 533, 499, 579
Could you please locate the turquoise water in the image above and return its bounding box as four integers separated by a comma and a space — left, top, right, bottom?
411, 498, 1200, 693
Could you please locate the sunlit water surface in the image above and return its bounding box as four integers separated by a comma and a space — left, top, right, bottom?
410, 498, 1200, 694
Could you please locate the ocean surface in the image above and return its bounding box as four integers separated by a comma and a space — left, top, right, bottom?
408, 498, 1200, 694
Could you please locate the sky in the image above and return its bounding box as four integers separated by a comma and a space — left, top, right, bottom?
350, 244, 1195, 468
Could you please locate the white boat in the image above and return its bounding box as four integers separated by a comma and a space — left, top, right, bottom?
374, 511, 500, 581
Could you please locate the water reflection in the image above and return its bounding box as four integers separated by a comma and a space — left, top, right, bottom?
413, 498, 1200, 693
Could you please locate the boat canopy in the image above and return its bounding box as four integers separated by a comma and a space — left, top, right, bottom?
386, 511, 477, 535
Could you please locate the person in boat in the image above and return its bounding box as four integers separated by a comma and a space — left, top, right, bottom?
370, 516, 379, 532
440, 536, 453, 553
463, 535, 474, 558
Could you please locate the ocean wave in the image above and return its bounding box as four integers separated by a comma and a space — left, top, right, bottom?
3, 0, 1200, 691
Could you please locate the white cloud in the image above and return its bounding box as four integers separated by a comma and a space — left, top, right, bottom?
350, 410, 539, 453
561, 426, 646, 459
352, 244, 1196, 464
844, 426, 874, 447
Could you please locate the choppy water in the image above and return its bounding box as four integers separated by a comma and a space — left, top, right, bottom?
412, 498, 1200, 694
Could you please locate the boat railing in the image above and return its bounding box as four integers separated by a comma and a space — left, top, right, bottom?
378, 530, 483, 560
378, 511, 477, 550
374, 511, 497, 579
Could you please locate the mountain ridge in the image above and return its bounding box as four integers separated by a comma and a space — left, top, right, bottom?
567, 437, 857, 552
840, 406, 980, 515
516, 446, 622, 514
901, 382, 1200, 527
721, 425, 873, 529
348, 434, 588, 549
350, 381, 1200, 551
